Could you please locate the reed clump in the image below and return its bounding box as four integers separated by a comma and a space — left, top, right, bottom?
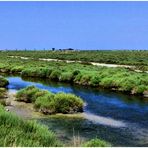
16, 86, 84, 114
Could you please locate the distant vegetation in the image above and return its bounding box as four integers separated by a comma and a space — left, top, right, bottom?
2, 50, 148, 69
0, 51, 148, 96
16, 86, 84, 114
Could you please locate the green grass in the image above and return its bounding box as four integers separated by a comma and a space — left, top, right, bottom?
3, 50, 148, 67
0, 105, 61, 147
16, 85, 40, 103
16, 86, 84, 114
0, 52, 148, 96
0, 104, 110, 147
82, 138, 110, 147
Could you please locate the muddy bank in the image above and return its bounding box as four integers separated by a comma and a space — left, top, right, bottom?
5, 91, 41, 119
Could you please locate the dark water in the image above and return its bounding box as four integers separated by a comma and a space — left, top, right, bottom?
4, 75, 148, 146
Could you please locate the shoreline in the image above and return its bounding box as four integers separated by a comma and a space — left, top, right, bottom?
5, 91, 127, 128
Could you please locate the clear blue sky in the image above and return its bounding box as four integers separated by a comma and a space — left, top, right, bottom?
0, 1, 148, 50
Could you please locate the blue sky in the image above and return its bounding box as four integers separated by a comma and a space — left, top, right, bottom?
0, 1, 148, 50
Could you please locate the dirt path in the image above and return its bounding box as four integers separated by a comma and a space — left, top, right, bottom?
8, 56, 148, 73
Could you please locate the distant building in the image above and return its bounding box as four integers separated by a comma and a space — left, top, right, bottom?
52, 48, 55, 51
62, 48, 74, 51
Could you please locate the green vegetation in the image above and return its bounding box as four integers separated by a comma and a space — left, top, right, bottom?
0, 51, 148, 96
0, 88, 8, 106
3, 50, 148, 67
0, 77, 8, 106
0, 51, 115, 147
0, 77, 9, 87
83, 138, 110, 147
16, 86, 84, 114
0, 104, 61, 147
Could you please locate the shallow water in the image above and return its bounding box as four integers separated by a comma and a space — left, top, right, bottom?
4, 75, 148, 146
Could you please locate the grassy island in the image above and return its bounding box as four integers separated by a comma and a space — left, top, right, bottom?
16, 86, 84, 114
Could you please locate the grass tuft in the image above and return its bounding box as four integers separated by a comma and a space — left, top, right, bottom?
16, 86, 84, 114
0, 104, 61, 147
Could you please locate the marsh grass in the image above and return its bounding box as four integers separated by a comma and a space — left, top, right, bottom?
4, 50, 148, 67
0, 105, 61, 147
71, 128, 110, 147
82, 138, 111, 147
72, 128, 84, 147
0, 77, 9, 87
0, 52, 148, 96
16, 86, 84, 114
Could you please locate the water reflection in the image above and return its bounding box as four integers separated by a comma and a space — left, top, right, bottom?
83, 113, 126, 128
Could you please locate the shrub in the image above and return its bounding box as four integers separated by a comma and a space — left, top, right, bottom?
90, 76, 100, 86
99, 77, 115, 88
21, 68, 48, 78
59, 72, 74, 82
0, 67, 11, 73
16, 86, 84, 114
11, 66, 24, 73
131, 85, 148, 94
46, 69, 53, 77
74, 73, 82, 83
33, 90, 49, 99
72, 70, 80, 76
0, 77, 9, 87
21, 68, 33, 77
34, 92, 55, 114
49, 70, 61, 80
50, 92, 84, 113
16, 86, 40, 102
80, 74, 91, 85
118, 78, 136, 92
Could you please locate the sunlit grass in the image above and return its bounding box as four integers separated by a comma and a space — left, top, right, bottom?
16, 86, 84, 114
0, 105, 61, 147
